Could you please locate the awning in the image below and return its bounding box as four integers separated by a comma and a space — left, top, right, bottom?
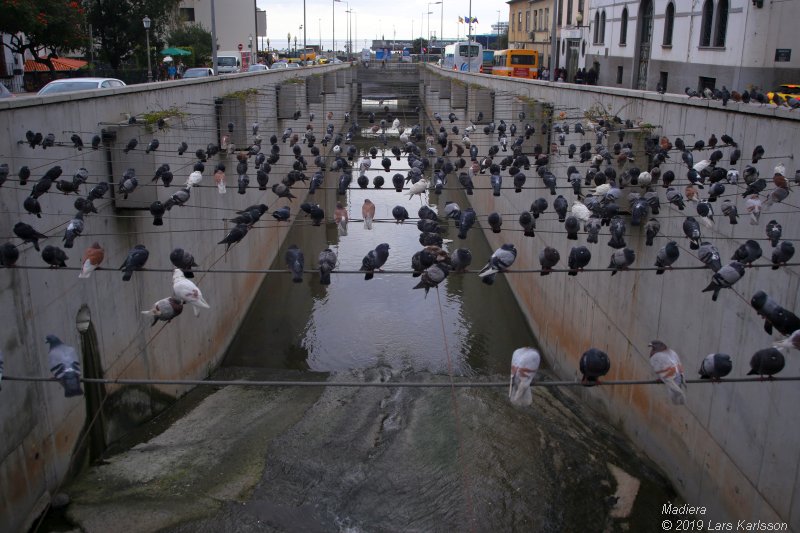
24, 57, 88, 72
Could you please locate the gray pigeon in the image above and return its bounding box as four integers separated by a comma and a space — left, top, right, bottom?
771, 241, 795, 270
318, 248, 337, 285
46, 335, 82, 397
62, 213, 84, 249
0, 242, 20, 267
360, 243, 390, 280
487, 212, 502, 233
751, 291, 800, 336
118, 168, 138, 199
272, 206, 291, 221
41, 245, 68, 268
458, 208, 477, 239
120, 244, 149, 281
608, 248, 635, 275
747, 348, 784, 378
285, 244, 304, 283
702, 261, 745, 301
765, 220, 782, 247
519, 211, 536, 237
720, 200, 738, 224
478, 244, 517, 285
413, 263, 450, 297
564, 216, 580, 240
645, 218, 660, 246
142, 297, 184, 326
579, 348, 611, 385
13, 222, 48, 251
731, 240, 762, 265
170, 248, 198, 278
655, 241, 680, 274
539, 246, 560, 275
608, 216, 626, 249
699, 353, 733, 380
218, 224, 249, 252
568, 246, 592, 275
450, 248, 472, 272
585, 217, 601, 244
697, 241, 722, 272
682, 217, 702, 250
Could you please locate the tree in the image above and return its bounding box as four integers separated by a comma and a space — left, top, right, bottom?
411, 38, 429, 55
165, 24, 211, 67
85, 0, 181, 72
0, 0, 87, 73
497, 30, 509, 50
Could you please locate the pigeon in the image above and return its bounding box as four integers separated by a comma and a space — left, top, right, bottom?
0, 242, 20, 267
539, 246, 560, 275
744, 195, 762, 225
751, 290, 800, 336
408, 178, 429, 200
118, 169, 138, 199
285, 245, 304, 283
771, 241, 795, 270
450, 248, 472, 272
765, 220, 782, 247
608, 216, 626, 249
478, 244, 517, 285
747, 348, 785, 378
41, 245, 68, 268
644, 218, 660, 246
360, 243, 390, 280
508, 347, 540, 406
392, 205, 409, 224
272, 206, 291, 222
567, 246, 591, 275
23, 196, 42, 218
682, 217, 702, 250
149, 201, 166, 226
272, 182, 296, 201
172, 268, 210, 316
123, 138, 138, 153
145, 138, 159, 154
41, 133, 55, 149
62, 213, 84, 249
648, 340, 686, 405
731, 240, 762, 266
169, 248, 198, 279
141, 297, 184, 327
488, 212, 503, 234
702, 261, 745, 301
88, 181, 109, 201
751, 145, 765, 164
608, 248, 635, 275
699, 353, 733, 381
458, 208, 477, 239
218, 224, 249, 252
18, 165, 31, 186
666, 187, 685, 210
318, 248, 337, 285
362, 199, 376, 230
655, 241, 680, 274
720, 200, 738, 224
177, 141, 188, 155
46, 335, 83, 397
413, 263, 450, 297
70, 134, 84, 150
185, 170, 203, 189
773, 330, 800, 352
13, 222, 48, 251
696, 201, 714, 228
120, 244, 149, 281
579, 348, 611, 385
519, 211, 536, 237
334, 202, 348, 233
78, 242, 104, 278
697, 241, 722, 272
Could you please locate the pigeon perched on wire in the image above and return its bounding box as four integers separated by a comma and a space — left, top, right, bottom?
608, 248, 635, 275
649, 340, 686, 405
698, 353, 733, 381
41, 245, 68, 268
285, 245, 305, 283
62, 213, 84, 249
413, 263, 450, 297
579, 348, 611, 385
478, 244, 517, 285
318, 248, 337, 285
702, 261, 745, 301
172, 268, 210, 316
538, 246, 560, 275
142, 297, 184, 327
13, 222, 48, 251
0, 242, 19, 267
508, 347, 540, 406
765, 220, 782, 247
46, 335, 82, 397
747, 348, 784, 378
360, 243, 390, 280
169, 248, 198, 279
458, 208, 477, 239
218, 224, 249, 252
771, 241, 795, 270
751, 290, 800, 336
120, 244, 149, 282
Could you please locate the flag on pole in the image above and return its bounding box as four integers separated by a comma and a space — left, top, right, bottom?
458, 16, 464, 23
463, 16, 479, 24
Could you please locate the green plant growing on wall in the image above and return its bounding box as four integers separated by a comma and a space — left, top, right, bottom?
224, 88, 259, 100
141, 108, 187, 133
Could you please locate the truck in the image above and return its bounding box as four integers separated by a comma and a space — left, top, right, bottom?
216, 51, 242, 74
361, 48, 371, 63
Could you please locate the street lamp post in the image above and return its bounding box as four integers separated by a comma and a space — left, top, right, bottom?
249, 34, 253, 65
345, 8, 353, 61
334, 0, 346, 57
428, 1, 441, 63
142, 15, 152, 83
496, 10, 500, 50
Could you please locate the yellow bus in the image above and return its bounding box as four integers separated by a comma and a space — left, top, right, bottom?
492, 49, 539, 79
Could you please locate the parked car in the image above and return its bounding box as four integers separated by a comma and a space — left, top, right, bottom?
286, 62, 301, 69
0, 84, 13, 98
247, 64, 269, 72
270, 62, 289, 70
37, 77, 126, 96
183, 67, 215, 78
768, 84, 800, 104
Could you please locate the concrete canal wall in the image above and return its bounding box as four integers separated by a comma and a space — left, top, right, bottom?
423, 65, 800, 528
0, 64, 355, 532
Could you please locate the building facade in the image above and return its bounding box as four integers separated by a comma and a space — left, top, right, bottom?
178, 0, 260, 56
585, 0, 800, 93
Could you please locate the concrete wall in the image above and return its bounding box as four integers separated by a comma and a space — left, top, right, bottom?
0, 64, 354, 532
425, 65, 800, 528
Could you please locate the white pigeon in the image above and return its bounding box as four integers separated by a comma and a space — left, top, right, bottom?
399, 131, 409, 143
745, 195, 762, 225
570, 200, 591, 222
332, 144, 341, 155
637, 171, 652, 188
774, 329, 800, 352
774, 163, 786, 178
172, 268, 210, 317
726, 169, 739, 184
407, 178, 429, 200
692, 160, 711, 174
648, 340, 686, 405
591, 183, 611, 197
185, 170, 203, 189
391, 118, 400, 130
508, 347, 540, 406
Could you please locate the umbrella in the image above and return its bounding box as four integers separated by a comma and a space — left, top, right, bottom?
160, 47, 191, 56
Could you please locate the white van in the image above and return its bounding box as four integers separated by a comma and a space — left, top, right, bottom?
216, 51, 242, 74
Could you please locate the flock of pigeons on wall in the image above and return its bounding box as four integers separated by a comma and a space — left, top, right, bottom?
1, 97, 799, 403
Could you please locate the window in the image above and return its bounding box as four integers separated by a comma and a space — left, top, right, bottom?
567, 0, 573, 25
541, 9, 545, 30
179, 8, 195, 22
699, 76, 716, 93
620, 8, 628, 45
526, 11, 530, 31
594, 12, 600, 43
714, 0, 728, 46
658, 71, 668, 92
663, 2, 675, 45
534, 11, 538, 31
600, 11, 606, 43
559, 0, 564, 25
578, 0, 584, 14
518, 11, 523, 31
616, 66, 624, 84
700, 0, 713, 46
